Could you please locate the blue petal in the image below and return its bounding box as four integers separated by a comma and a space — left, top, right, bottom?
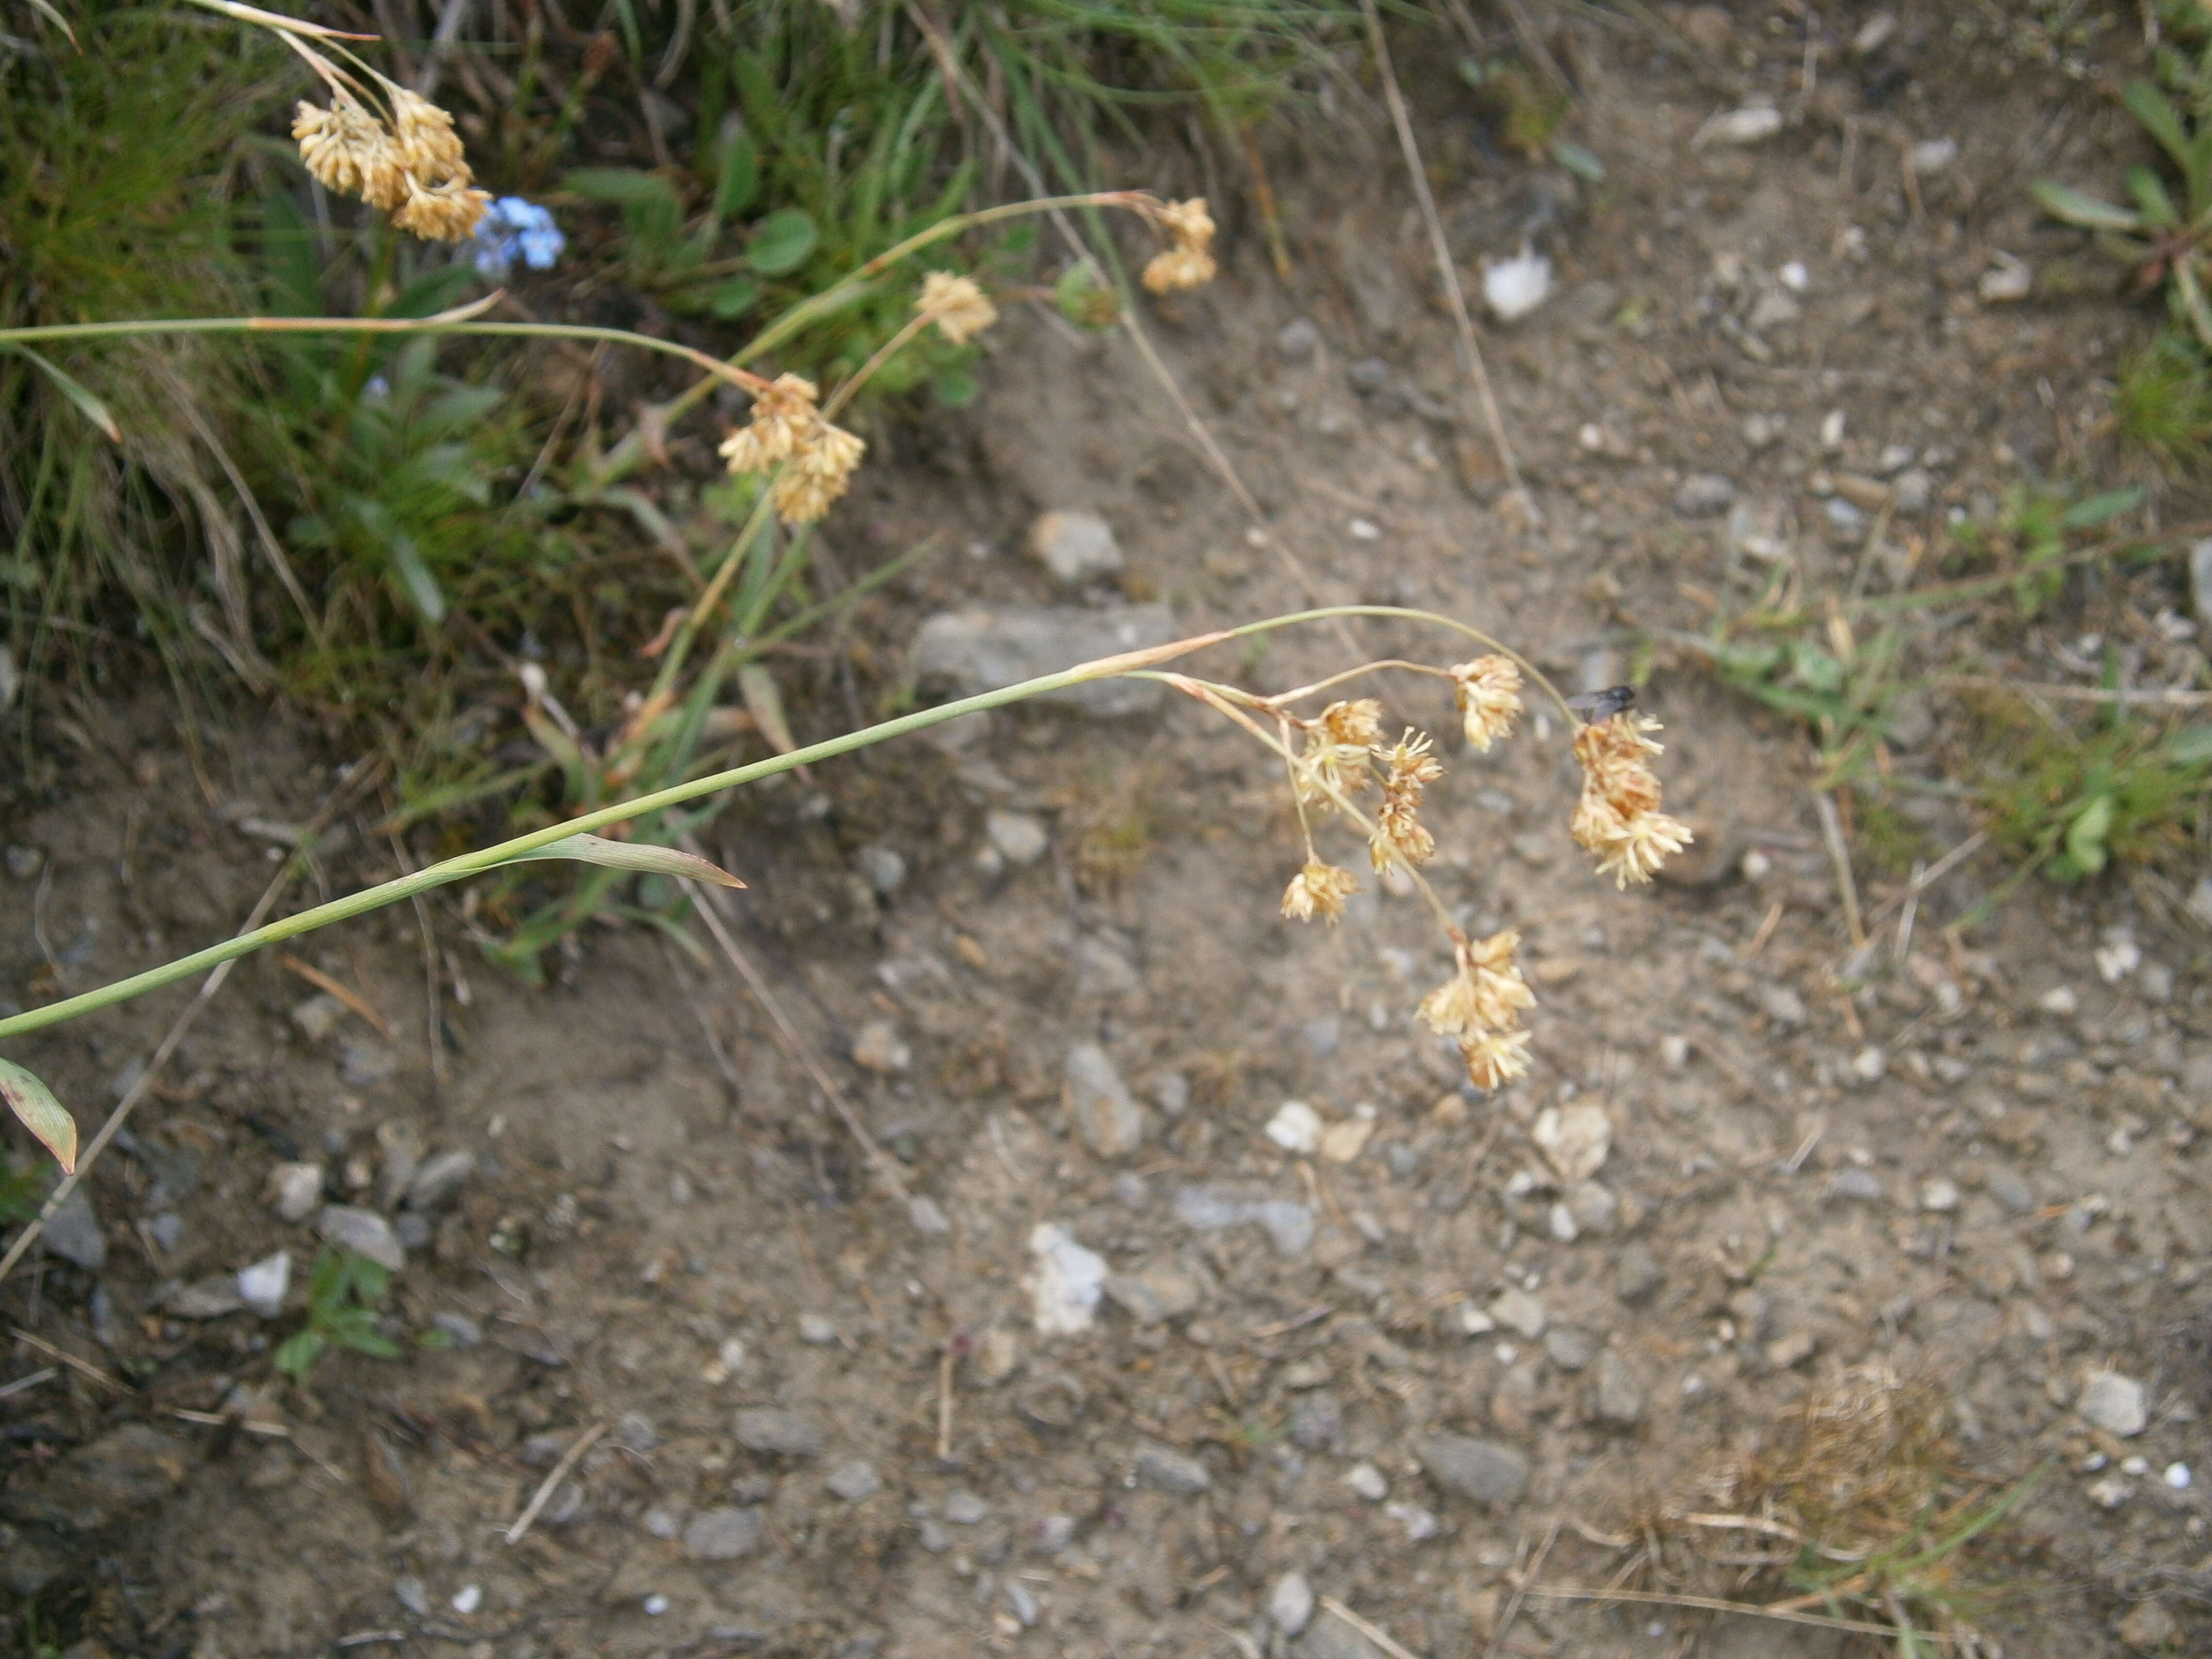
518, 226, 565, 270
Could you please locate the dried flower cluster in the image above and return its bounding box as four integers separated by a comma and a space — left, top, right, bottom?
1143, 198, 1218, 294
1419, 928, 1536, 1091
1370, 731, 1442, 871
1450, 655, 1523, 751
717, 372, 868, 525
294, 81, 490, 241
918, 272, 998, 346
1256, 641, 1686, 1099
1570, 712, 1694, 888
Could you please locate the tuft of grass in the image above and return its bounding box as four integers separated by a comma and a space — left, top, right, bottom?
1693, 1368, 2046, 1655
2115, 329, 2212, 471
273, 1247, 402, 1380
1975, 704, 2212, 882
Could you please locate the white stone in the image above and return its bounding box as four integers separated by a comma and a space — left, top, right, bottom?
1979, 253, 2032, 303
2164, 1462, 2191, 1490
1483, 246, 1552, 322
236, 1250, 291, 1319
1265, 1100, 1324, 1156
1489, 1286, 1548, 1339
1920, 1178, 1960, 1213
1027, 1224, 1105, 1337
1698, 106, 1784, 147
1344, 1461, 1389, 1501
1268, 1572, 1314, 1635
2079, 1370, 2149, 1438
2039, 985, 2080, 1015
265, 1162, 324, 1224
1531, 1103, 1611, 1183
1028, 510, 1124, 585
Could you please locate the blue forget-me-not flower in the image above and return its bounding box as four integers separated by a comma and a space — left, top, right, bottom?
472, 197, 564, 279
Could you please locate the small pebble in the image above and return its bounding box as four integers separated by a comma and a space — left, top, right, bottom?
825, 1459, 881, 1501
394, 1576, 430, 1617
851, 1020, 910, 1074
1387, 1501, 1441, 1540
1920, 1178, 1960, 1213
1269, 1571, 1315, 1635
3, 845, 43, 880
944, 1491, 989, 1524
1544, 1327, 1598, 1371
642, 1593, 669, 1616
1344, 1461, 1389, 1501
2165, 1462, 2192, 1490
2079, 1370, 2149, 1438
985, 810, 1049, 866
1490, 1287, 1548, 1339
799, 1314, 839, 1345
265, 1162, 326, 1224
451, 1584, 482, 1616
1828, 1168, 1885, 1203
1265, 1100, 1323, 1156
1003, 1582, 1040, 1629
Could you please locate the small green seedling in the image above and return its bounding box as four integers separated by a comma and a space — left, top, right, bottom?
274, 1247, 401, 1380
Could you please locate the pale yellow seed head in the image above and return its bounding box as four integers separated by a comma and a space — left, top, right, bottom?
719, 373, 822, 475
1449, 655, 1524, 751
388, 87, 468, 182
1160, 197, 1215, 253
391, 177, 492, 241
1281, 860, 1358, 924
918, 271, 998, 346
1460, 1027, 1533, 1092
1417, 929, 1534, 1039
294, 95, 408, 212
1142, 245, 1217, 295
769, 422, 866, 525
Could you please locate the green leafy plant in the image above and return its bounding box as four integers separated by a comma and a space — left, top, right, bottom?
1980, 711, 2212, 881
1944, 482, 2144, 619
2034, 40, 2212, 347
274, 1247, 401, 1379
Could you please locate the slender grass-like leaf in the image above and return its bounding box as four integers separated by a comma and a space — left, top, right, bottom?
0, 1058, 77, 1173
506, 833, 745, 887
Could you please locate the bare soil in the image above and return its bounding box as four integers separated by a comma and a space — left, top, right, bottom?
2, 6, 2208, 1657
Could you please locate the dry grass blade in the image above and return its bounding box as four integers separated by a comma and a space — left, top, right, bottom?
1317, 1596, 1424, 1659
681, 839, 910, 1203
276, 953, 393, 1035
1358, 0, 1532, 519
1524, 1585, 1961, 1642
505, 1419, 606, 1544
10, 1327, 128, 1393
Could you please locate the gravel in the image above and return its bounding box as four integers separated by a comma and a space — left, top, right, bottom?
1066, 1044, 1145, 1158
684, 1507, 765, 1560
733, 1408, 823, 1458
1132, 1441, 1211, 1494
1270, 1570, 1315, 1635
911, 603, 1178, 719
1420, 1434, 1530, 1507
316, 1204, 404, 1271
2078, 1371, 2149, 1438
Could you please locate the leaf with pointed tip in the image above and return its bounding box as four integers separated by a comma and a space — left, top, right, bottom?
0, 1058, 77, 1173
4, 346, 118, 441
2030, 182, 2143, 233
506, 834, 744, 888
738, 663, 797, 755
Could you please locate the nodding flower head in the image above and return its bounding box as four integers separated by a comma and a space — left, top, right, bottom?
392, 176, 492, 242
294, 93, 405, 211
769, 422, 867, 525
1369, 730, 1444, 872
1570, 711, 1692, 887
918, 272, 998, 346
1449, 655, 1524, 751
292, 82, 487, 240
1142, 197, 1218, 294
717, 373, 866, 525
1280, 860, 1359, 924
1294, 698, 1384, 812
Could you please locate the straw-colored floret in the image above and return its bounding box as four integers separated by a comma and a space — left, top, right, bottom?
1570, 711, 1693, 887
1281, 860, 1359, 924
1294, 698, 1384, 811
720, 374, 866, 525
1449, 655, 1523, 751
1459, 1027, 1534, 1092
1418, 928, 1535, 1041
292, 81, 487, 240
1370, 730, 1444, 871
919, 272, 998, 346
1142, 197, 1218, 294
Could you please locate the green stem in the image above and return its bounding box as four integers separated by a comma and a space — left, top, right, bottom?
0, 604, 1494, 1042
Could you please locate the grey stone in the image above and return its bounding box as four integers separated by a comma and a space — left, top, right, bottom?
642, 1504, 684, 1539
1104, 1265, 1199, 1326
1271, 1570, 1316, 1634
735, 1408, 823, 1458
336, 1040, 397, 1088
3, 845, 42, 880
1828, 1168, 1886, 1203
1299, 1611, 1380, 1658
0, 1425, 189, 1532
40, 1184, 104, 1271
1153, 1072, 1190, 1117
1074, 933, 1142, 1000
1544, 1327, 1598, 1372
1288, 1391, 1343, 1453
316, 1205, 405, 1271
1564, 1181, 1619, 1235
403, 1150, 475, 1211
908, 1195, 951, 1234
161, 1275, 246, 1318
1758, 984, 1808, 1026
912, 604, 1177, 719
798, 1314, 838, 1345
1986, 1168, 2034, 1214
1254, 1200, 1314, 1258
1004, 1580, 1040, 1628
614, 1412, 660, 1454
1616, 1243, 1664, 1305
1172, 1185, 1314, 1257
1420, 1434, 1530, 1506
855, 844, 905, 897
1490, 1287, 1548, 1339
1133, 1441, 1211, 1493
1028, 510, 1124, 585
1893, 468, 1932, 513
1302, 1016, 1342, 1058
943, 1490, 989, 1524
2189, 537, 2212, 634
2079, 1371, 2149, 1438
1276, 318, 1321, 361
431, 1310, 482, 1347
289, 994, 343, 1042
1594, 1351, 1645, 1426
916, 1518, 950, 1552
985, 810, 1050, 866
684, 1506, 765, 1560
826, 1460, 882, 1501
1674, 473, 1737, 517
393, 1212, 431, 1251
1066, 1044, 1145, 1158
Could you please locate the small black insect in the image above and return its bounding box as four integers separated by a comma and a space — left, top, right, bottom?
1566, 685, 1637, 721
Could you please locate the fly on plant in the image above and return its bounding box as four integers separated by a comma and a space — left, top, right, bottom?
1566, 685, 1636, 721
